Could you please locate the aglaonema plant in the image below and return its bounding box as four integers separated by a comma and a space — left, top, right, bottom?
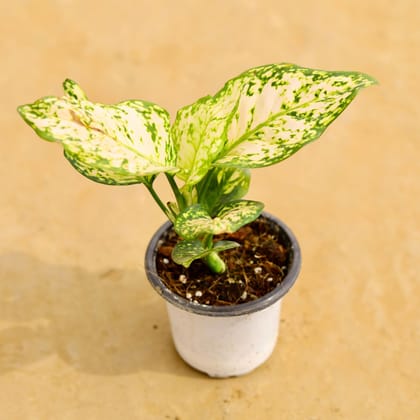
18, 64, 376, 273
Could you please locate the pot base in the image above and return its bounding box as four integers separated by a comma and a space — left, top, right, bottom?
167, 300, 282, 378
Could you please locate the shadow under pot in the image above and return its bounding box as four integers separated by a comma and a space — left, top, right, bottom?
145, 212, 301, 378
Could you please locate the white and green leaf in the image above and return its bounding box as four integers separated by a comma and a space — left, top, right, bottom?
173, 64, 377, 180
174, 200, 264, 240
174, 205, 212, 240
213, 200, 264, 232
171, 94, 229, 186
18, 80, 176, 185
172, 239, 239, 268
171, 240, 208, 267
215, 65, 377, 167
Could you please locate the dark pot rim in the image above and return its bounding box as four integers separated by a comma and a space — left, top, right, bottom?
145, 211, 301, 317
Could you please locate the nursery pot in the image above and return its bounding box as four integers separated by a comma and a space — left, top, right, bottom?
145, 212, 301, 378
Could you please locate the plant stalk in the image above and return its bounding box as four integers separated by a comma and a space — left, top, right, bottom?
144, 182, 174, 222
165, 173, 186, 211
203, 252, 226, 274
201, 233, 226, 273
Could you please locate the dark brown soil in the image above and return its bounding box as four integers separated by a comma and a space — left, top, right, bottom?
155, 216, 291, 306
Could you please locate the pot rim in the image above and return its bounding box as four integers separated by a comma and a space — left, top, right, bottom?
145, 211, 301, 317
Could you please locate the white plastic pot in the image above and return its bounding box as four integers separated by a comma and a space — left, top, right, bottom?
145, 212, 301, 378
165, 299, 282, 377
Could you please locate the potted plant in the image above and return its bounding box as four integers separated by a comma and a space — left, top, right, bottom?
18, 63, 376, 377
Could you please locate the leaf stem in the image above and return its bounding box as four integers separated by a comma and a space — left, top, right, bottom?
165, 173, 186, 211
202, 233, 214, 249
144, 181, 174, 222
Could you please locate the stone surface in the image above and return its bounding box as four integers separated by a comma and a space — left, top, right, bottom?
0, 0, 418, 419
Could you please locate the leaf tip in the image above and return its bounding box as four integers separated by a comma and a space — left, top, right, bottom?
16, 103, 32, 124
63, 78, 87, 101
16, 104, 25, 116
361, 73, 379, 88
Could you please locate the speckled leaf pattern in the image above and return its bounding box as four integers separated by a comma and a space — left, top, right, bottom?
172, 95, 228, 185
171, 240, 208, 267
172, 240, 239, 267
173, 64, 377, 179
216, 65, 377, 167
174, 200, 264, 240
18, 80, 176, 185
213, 200, 264, 233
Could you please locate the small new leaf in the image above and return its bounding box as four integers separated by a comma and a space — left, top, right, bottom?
174, 205, 212, 240
172, 239, 239, 268
174, 200, 264, 239
213, 240, 240, 252
212, 200, 264, 234
171, 240, 208, 267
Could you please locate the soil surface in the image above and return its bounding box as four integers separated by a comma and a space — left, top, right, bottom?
156, 216, 291, 306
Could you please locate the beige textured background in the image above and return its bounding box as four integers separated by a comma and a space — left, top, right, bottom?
1, 0, 419, 419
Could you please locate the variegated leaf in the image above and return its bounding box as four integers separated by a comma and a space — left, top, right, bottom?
171, 240, 208, 267
172, 95, 229, 186
64, 149, 156, 185
174, 204, 212, 240
174, 200, 264, 239
197, 167, 250, 215
173, 64, 377, 179
212, 200, 264, 233
213, 240, 240, 252
18, 80, 176, 185
216, 64, 377, 167
172, 239, 239, 268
